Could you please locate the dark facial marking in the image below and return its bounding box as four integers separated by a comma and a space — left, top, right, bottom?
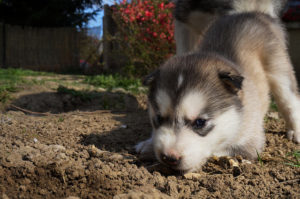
143, 70, 159, 86
152, 114, 171, 129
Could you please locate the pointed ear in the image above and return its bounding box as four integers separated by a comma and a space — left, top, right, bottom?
143, 70, 159, 86
219, 71, 244, 94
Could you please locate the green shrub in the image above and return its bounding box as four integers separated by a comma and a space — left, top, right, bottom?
111, 0, 175, 76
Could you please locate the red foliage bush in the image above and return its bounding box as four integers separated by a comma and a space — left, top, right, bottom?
112, 0, 175, 76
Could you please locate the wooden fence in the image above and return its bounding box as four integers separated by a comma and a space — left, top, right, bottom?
103, 5, 125, 73
0, 23, 80, 72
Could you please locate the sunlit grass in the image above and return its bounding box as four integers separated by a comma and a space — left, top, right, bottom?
0, 68, 53, 102
84, 74, 144, 93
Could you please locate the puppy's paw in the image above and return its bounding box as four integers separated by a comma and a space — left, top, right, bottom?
135, 138, 153, 154
135, 138, 156, 161
287, 130, 300, 144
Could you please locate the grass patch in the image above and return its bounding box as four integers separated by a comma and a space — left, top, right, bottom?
58, 116, 65, 123
57, 85, 95, 102
284, 150, 300, 168
270, 100, 278, 112
0, 68, 53, 77
84, 74, 143, 93
256, 150, 264, 166
0, 68, 53, 103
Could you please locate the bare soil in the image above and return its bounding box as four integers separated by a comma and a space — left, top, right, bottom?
0, 76, 299, 199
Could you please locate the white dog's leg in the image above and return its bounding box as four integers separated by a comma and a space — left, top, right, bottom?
267, 57, 300, 143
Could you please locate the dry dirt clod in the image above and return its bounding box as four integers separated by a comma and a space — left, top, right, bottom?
110, 154, 124, 161
242, 159, 252, 164
229, 159, 239, 168
184, 173, 202, 180
87, 145, 105, 157
2, 193, 9, 199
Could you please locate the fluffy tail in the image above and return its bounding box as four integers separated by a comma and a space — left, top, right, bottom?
231, 0, 287, 17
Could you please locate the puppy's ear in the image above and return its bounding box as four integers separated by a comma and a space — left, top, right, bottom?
219, 71, 244, 94
143, 70, 159, 86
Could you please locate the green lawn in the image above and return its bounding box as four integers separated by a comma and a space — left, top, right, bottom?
84, 74, 143, 93
0, 68, 53, 103
0, 68, 144, 103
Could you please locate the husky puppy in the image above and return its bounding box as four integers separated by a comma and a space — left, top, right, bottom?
136, 0, 300, 173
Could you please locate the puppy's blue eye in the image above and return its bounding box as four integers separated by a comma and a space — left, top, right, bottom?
193, 118, 206, 129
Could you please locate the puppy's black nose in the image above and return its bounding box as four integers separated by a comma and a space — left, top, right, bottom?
161, 153, 181, 166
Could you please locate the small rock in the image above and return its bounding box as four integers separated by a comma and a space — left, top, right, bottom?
166, 180, 178, 195
138, 87, 147, 92
0, 116, 12, 125
112, 87, 127, 93
39, 189, 47, 195
49, 145, 66, 152
19, 185, 26, 191
184, 173, 202, 180
33, 138, 38, 143
110, 154, 123, 160
267, 112, 279, 120
97, 87, 106, 92
229, 159, 239, 167
236, 155, 243, 163
120, 124, 127, 129
2, 193, 9, 199
88, 145, 105, 157
23, 178, 31, 185
242, 159, 252, 164
212, 156, 219, 161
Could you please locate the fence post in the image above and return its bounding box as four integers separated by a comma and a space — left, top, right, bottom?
103, 5, 120, 72
0, 23, 5, 68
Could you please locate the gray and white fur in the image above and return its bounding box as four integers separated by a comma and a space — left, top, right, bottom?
136, 0, 299, 173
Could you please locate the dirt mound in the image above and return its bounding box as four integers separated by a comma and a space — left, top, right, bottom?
0, 84, 299, 198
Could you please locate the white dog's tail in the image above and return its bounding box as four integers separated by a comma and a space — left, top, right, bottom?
231, 0, 287, 18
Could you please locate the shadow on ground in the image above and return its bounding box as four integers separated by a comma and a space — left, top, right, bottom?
8, 87, 152, 154
80, 110, 152, 154
8, 90, 141, 114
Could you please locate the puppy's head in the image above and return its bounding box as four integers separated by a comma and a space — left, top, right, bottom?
145, 53, 244, 172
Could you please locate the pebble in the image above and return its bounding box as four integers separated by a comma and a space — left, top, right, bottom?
19, 185, 26, 191
120, 124, 127, 129
88, 145, 105, 157
110, 154, 124, 160
184, 173, 202, 180
267, 112, 279, 120
229, 159, 239, 167
112, 88, 127, 93
242, 159, 252, 164
2, 193, 9, 199
50, 145, 66, 152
